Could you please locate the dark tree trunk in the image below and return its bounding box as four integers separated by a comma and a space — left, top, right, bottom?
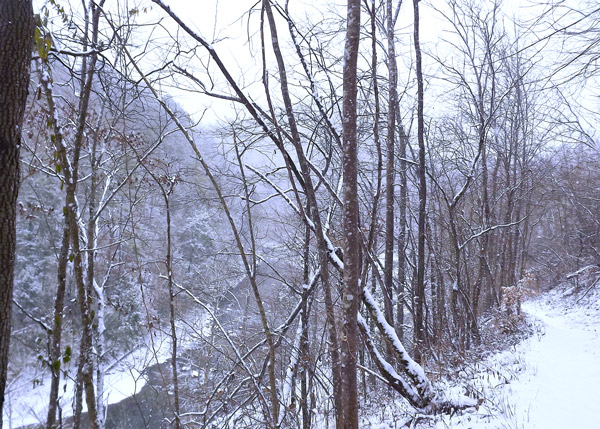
47, 223, 69, 428
383, 0, 398, 333
0, 1, 34, 425
301, 222, 312, 429
164, 187, 181, 429
397, 127, 408, 342
413, 0, 427, 364
472, 134, 490, 344
341, 0, 361, 427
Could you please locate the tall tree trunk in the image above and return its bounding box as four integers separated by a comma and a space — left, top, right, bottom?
167, 194, 181, 429
427, 217, 439, 345
366, 0, 382, 257
383, 0, 398, 330
73, 338, 85, 429
413, 0, 427, 364
471, 133, 489, 344
68, 4, 106, 426
301, 222, 311, 429
0, 1, 34, 425
397, 127, 408, 342
87, 128, 105, 427
341, 0, 361, 427
47, 221, 69, 429
68, 159, 99, 429
41, 48, 101, 428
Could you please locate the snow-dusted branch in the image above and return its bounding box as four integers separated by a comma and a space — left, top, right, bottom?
459, 216, 528, 251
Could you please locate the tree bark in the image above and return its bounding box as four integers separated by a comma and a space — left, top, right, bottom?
46, 222, 69, 429
301, 222, 312, 429
0, 1, 34, 424
163, 183, 181, 429
413, 0, 427, 364
383, 0, 398, 330
397, 127, 408, 342
341, 0, 361, 427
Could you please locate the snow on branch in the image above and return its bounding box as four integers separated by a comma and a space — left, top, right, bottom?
359, 302, 479, 414
459, 216, 528, 250
361, 288, 434, 405
358, 315, 422, 406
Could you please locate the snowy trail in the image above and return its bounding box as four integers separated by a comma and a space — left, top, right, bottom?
428, 294, 600, 429
505, 300, 600, 429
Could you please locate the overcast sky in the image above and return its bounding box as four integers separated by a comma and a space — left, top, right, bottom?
34, 0, 598, 142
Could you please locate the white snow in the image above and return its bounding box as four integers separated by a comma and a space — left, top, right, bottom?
359, 285, 600, 428
495, 301, 599, 428
430, 288, 600, 429
7, 285, 599, 428
2, 339, 172, 428
3, 359, 147, 428
362, 288, 432, 396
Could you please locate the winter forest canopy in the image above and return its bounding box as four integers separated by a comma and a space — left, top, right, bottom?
1, 0, 599, 428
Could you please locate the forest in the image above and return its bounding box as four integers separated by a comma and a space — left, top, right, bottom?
1, 0, 599, 428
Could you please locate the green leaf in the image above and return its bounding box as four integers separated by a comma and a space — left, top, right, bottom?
63, 346, 72, 363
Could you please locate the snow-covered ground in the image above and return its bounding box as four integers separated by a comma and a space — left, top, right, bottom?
2, 346, 153, 428
4, 285, 599, 428
494, 299, 600, 428
1, 333, 176, 429
430, 286, 600, 429
2, 312, 210, 428
360, 284, 600, 429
